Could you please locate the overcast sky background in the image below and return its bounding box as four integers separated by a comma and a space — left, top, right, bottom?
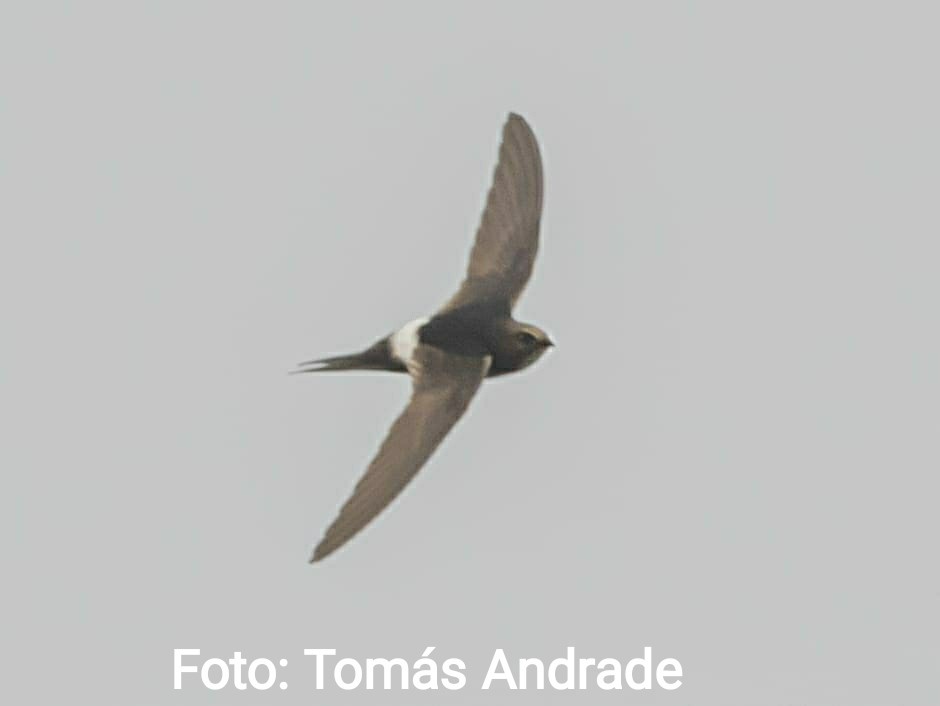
3, 2, 938, 704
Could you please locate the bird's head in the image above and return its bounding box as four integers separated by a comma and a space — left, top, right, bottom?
507, 321, 555, 370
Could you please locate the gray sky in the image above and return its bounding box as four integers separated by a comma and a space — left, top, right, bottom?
3, 1, 938, 704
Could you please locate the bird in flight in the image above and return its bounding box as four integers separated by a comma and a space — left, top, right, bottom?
296, 113, 553, 562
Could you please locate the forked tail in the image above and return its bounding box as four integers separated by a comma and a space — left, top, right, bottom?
291, 338, 404, 374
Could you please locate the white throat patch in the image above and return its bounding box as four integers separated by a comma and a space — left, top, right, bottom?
390, 317, 429, 369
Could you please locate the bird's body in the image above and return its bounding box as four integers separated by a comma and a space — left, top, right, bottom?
317, 306, 552, 379
297, 113, 552, 562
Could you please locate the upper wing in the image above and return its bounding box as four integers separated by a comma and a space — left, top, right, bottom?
441, 113, 544, 313
311, 346, 490, 562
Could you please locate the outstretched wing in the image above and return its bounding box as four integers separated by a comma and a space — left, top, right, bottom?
441, 113, 544, 313
311, 346, 490, 562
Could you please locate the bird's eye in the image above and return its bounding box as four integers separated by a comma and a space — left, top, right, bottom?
518, 331, 537, 345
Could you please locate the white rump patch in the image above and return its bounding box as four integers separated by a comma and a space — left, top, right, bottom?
390, 317, 429, 370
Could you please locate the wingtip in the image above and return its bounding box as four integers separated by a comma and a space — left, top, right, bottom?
309, 544, 330, 564
504, 112, 537, 142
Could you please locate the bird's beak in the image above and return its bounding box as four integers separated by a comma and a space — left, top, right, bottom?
542, 338, 555, 348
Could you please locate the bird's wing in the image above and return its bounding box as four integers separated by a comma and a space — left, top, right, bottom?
312, 346, 490, 561
441, 113, 543, 313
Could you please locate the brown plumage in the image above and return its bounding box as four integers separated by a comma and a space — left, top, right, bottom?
297, 113, 553, 562
311, 348, 490, 562
443, 113, 544, 312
